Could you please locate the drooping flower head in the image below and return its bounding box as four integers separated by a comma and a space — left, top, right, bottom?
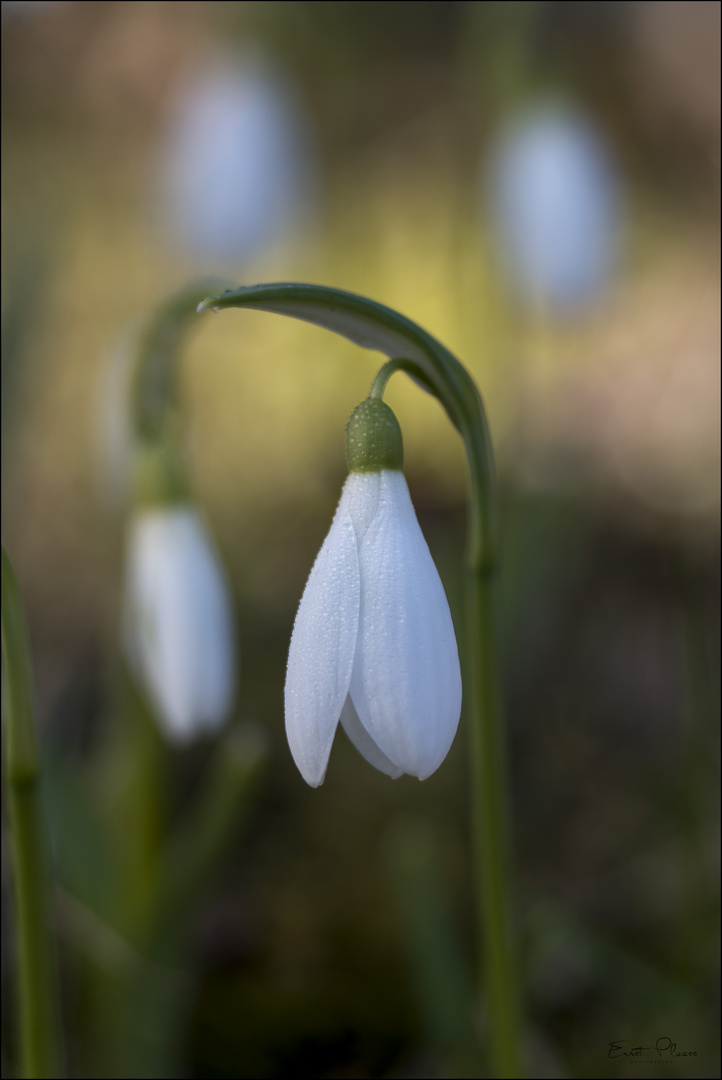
122, 437, 236, 743
285, 397, 462, 785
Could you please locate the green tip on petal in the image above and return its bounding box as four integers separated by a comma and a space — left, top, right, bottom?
346, 398, 403, 473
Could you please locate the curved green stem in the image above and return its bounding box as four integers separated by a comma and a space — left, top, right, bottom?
369, 358, 406, 400
193, 283, 522, 1076
131, 279, 227, 442
2, 546, 64, 1079
134, 281, 520, 1073
376, 363, 519, 1077
466, 569, 519, 1076
197, 284, 498, 569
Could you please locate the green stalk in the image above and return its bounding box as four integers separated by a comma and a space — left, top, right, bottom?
116, 668, 164, 940
131, 279, 228, 443
117, 727, 267, 1079
466, 567, 519, 1077
2, 546, 64, 1079
386, 819, 479, 1075
457, 381, 521, 1080
375, 355, 520, 1075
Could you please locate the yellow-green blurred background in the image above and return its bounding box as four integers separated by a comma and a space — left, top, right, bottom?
1, 2, 719, 1078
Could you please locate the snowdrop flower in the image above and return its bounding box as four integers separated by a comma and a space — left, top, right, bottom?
158, 55, 315, 264
122, 445, 236, 743
485, 101, 622, 312
285, 398, 462, 786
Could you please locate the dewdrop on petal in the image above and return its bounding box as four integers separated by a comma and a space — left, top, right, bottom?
122, 439, 236, 743
285, 398, 462, 785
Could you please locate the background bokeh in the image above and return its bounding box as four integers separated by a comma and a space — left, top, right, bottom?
1, 2, 719, 1077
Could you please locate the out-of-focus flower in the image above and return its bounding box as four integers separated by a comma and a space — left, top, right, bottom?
158, 56, 315, 264
123, 503, 236, 743
285, 398, 462, 786
485, 102, 622, 313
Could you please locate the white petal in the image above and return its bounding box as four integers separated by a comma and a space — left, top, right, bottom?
123, 507, 236, 742
339, 695, 403, 779
178, 516, 237, 734
342, 471, 383, 547
349, 471, 462, 779
124, 511, 197, 739
284, 491, 361, 787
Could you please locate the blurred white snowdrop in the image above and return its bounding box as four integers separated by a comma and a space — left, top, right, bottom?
158, 55, 316, 264
122, 446, 236, 743
285, 398, 462, 786
485, 102, 622, 313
